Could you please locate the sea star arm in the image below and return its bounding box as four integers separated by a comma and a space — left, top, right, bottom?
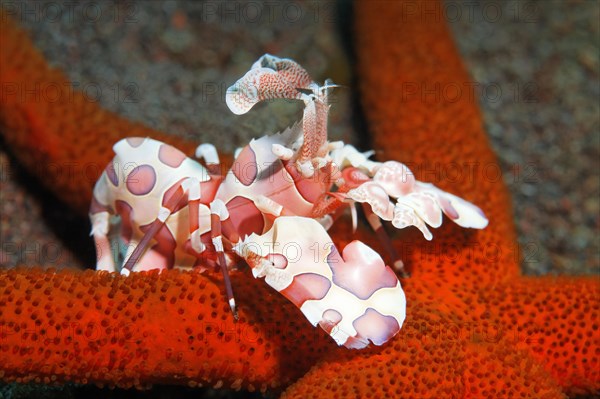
281, 286, 566, 399
0, 268, 335, 391
354, 0, 520, 286
477, 276, 600, 395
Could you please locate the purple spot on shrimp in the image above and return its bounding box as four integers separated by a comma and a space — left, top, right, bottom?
126, 164, 156, 196
232, 146, 257, 186
280, 273, 331, 308
226, 196, 264, 238
126, 137, 145, 147
105, 162, 118, 186
327, 241, 398, 300
158, 143, 187, 168
438, 196, 459, 220
352, 308, 400, 346
318, 309, 342, 335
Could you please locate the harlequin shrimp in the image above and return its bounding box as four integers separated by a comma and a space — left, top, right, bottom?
89, 54, 488, 349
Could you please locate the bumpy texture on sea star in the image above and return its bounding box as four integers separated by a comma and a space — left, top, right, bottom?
1, 1, 599, 398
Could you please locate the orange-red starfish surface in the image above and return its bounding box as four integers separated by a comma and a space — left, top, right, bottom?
0, 1, 598, 398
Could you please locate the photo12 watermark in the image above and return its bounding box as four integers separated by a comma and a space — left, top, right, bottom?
398, 1, 540, 24
398, 80, 539, 105
1, 1, 139, 23
0, 81, 140, 105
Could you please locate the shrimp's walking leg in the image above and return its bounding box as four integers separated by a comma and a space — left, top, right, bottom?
210, 199, 238, 319
362, 203, 408, 278
90, 170, 117, 272
122, 177, 200, 274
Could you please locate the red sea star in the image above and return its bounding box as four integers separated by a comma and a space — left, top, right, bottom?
280, 2, 598, 397
1, 2, 599, 398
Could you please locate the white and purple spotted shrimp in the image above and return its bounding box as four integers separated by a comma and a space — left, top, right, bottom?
90, 54, 488, 348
